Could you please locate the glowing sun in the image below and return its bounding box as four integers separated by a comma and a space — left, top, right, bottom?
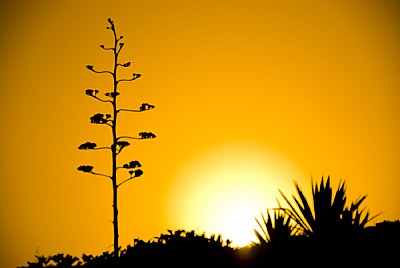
168, 142, 302, 247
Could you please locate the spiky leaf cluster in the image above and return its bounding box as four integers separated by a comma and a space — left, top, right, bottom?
254, 209, 298, 246
279, 177, 375, 240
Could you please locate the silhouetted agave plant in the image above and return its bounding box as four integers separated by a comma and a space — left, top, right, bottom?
254, 208, 298, 246
278, 176, 376, 240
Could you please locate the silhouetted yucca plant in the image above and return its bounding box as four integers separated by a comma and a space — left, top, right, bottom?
279, 176, 377, 240
254, 208, 298, 246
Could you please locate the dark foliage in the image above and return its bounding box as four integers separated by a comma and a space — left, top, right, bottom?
139, 103, 155, 111
78, 142, 97, 150
128, 169, 143, 178
19, 221, 399, 268
85, 89, 99, 97
104, 92, 120, 98
122, 160, 141, 169
138, 132, 156, 139
132, 73, 141, 80
77, 165, 93, 173
115, 141, 130, 149
89, 113, 110, 124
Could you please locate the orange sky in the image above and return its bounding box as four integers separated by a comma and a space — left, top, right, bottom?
1, 1, 399, 267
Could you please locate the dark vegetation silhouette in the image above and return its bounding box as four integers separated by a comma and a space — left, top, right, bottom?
21, 176, 399, 267
21, 19, 400, 268
250, 177, 397, 266
77, 18, 156, 258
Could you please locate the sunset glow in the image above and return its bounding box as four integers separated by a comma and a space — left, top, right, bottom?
1, 1, 399, 267
168, 142, 304, 247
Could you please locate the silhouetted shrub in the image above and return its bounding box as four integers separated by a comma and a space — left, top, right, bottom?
19, 221, 400, 268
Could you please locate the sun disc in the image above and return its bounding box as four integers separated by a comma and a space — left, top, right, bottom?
167, 142, 303, 247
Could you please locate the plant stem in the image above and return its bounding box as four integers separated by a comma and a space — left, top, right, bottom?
111, 24, 119, 258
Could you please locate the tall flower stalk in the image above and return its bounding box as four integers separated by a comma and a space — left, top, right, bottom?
78, 18, 156, 258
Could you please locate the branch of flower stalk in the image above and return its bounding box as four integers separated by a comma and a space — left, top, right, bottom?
117, 170, 143, 188
78, 165, 111, 180
91, 147, 111, 150
117, 109, 143, 113
116, 148, 126, 156
117, 62, 131, 68
100, 44, 114, 51
79, 147, 111, 151
92, 69, 114, 75
116, 73, 141, 84
86, 65, 113, 76
90, 95, 113, 104
117, 102, 155, 113
116, 136, 142, 141
91, 171, 112, 180
116, 42, 124, 55
117, 176, 135, 188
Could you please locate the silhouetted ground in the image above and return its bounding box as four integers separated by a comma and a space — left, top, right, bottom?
20, 220, 399, 268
